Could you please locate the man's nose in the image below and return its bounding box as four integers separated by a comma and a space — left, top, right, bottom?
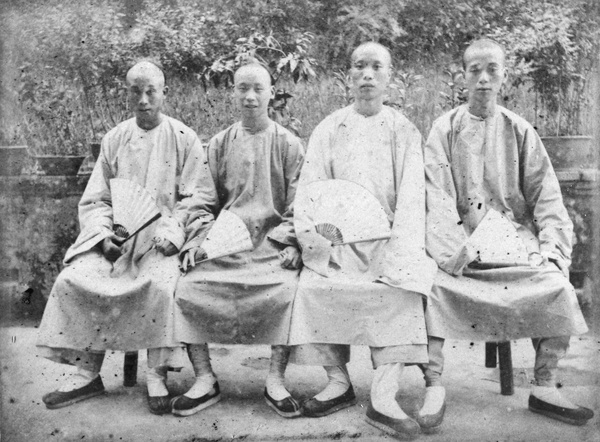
478, 71, 490, 83
363, 67, 374, 80
139, 93, 149, 104
245, 90, 257, 102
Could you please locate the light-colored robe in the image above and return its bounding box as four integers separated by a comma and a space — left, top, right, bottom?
288, 105, 437, 361
174, 121, 304, 345
37, 116, 214, 359
424, 105, 588, 341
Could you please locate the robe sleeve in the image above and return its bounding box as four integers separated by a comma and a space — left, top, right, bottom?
294, 120, 335, 275
374, 120, 437, 295
63, 136, 116, 264
179, 138, 219, 254
267, 134, 305, 247
424, 117, 478, 275
521, 127, 573, 265
155, 134, 217, 251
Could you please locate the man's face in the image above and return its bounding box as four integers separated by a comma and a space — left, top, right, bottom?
234, 66, 273, 118
350, 45, 391, 101
464, 46, 507, 103
127, 72, 166, 129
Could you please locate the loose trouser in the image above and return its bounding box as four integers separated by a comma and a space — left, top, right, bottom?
290, 343, 426, 369
46, 347, 183, 372
420, 336, 570, 387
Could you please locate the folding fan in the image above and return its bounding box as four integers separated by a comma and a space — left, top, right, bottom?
297, 179, 391, 245
197, 209, 254, 261
110, 178, 162, 242
468, 208, 529, 267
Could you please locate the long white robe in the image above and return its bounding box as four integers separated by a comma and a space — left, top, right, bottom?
37, 117, 214, 359
174, 121, 304, 345
288, 105, 437, 361
424, 105, 588, 341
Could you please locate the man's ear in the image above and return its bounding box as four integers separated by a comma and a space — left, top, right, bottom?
163, 85, 169, 96
270, 85, 275, 99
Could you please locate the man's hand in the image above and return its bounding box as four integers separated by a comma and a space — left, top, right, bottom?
180, 248, 207, 273
279, 246, 302, 270
542, 251, 569, 278
155, 239, 178, 256
101, 234, 124, 262
529, 251, 569, 278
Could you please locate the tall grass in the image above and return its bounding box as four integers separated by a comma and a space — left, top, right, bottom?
164, 68, 539, 144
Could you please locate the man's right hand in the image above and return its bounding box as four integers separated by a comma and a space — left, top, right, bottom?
101, 234, 124, 262
180, 247, 208, 273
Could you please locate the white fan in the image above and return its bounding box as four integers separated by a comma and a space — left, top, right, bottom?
297, 179, 391, 245
198, 209, 254, 261
469, 208, 529, 267
110, 178, 162, 242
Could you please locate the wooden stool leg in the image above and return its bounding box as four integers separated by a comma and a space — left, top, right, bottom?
498, 341, 514, 396
485, 342, 498, 367
124, 352, 138, 387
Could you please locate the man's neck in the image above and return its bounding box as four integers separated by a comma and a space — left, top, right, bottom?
468, 99, 497, 119
136, 114, 163, 131
241, 114, 271, 133
353, 98, 383, 117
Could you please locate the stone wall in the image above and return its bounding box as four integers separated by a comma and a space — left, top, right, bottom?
0, 175, 88, 323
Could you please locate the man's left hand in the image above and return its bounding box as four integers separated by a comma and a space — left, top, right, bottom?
279, 246, 302, 270
155, 239, 178, 256
542, 251, 569, 279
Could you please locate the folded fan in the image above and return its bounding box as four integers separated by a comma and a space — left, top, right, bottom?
297, 179, 391, 245
469, 208, 529, 267
110, 178, 162, 242
198, 209, 254, 261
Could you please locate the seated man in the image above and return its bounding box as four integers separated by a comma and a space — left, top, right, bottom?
288, 42, 438, 440
37, 61, 212, 414
171, 61, 305, 418
422, 38, 593, 428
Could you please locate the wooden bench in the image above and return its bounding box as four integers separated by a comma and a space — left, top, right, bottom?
485, 341, 514, 395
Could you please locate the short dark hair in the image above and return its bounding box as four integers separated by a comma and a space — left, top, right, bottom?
463, 39, 506, 70
132, 58, 167, 86
234, 58, 273, 85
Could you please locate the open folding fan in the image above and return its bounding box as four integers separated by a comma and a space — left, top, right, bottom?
197, 209, 254, 261
110, 178, 162, 242
468, 208, 529, 268
298, 179, 391, 245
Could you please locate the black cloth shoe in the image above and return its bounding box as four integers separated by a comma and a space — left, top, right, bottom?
529, 394, 594, 425
416, 400, 446, 433
171, 382, 221, 417
264, 388, 302, 418
366, 403, 420, 440
42, 376, 105, 410
302, 385, 357, 417
147, 393, 171, 415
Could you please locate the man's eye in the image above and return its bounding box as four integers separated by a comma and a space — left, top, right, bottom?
255, 87, 263, 92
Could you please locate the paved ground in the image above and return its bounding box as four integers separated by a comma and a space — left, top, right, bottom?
1, 324, 599, 442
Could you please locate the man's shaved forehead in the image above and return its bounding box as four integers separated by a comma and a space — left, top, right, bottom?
234, 63, 272, 84
351, 42, 392, 66
126, 61, 166, 86
463, 39, 506, 68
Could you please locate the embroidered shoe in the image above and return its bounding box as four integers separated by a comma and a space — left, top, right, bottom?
302, 385, 357, 417
366, 403, 420, 440
529, 394, 594, 426
171, 381, 221, 417
264, 388, 302, 418
42, 376, 105, 410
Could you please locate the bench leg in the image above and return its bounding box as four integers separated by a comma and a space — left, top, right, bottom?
497, 341, 514, 396
124, 352, 138, 387
485, 342, 498, 367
